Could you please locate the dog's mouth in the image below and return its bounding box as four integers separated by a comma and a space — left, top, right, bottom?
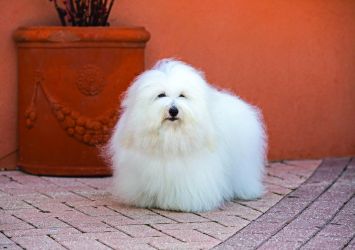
164, 117, 179, 122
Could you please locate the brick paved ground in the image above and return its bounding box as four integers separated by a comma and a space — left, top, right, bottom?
0, 158, 352, 250
216, 158, 354, 250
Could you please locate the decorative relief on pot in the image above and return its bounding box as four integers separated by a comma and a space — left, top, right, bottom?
25, 70, 118, 146
52, 102, 118, 146
24, 71, 42, 129
76, 64, 106, 96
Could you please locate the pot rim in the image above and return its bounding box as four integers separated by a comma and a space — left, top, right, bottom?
14, 26, 150, 43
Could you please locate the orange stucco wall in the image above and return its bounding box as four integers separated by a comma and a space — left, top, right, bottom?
1, 1, 354, 168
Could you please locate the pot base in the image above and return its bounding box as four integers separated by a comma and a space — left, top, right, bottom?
18, 162, 112, 177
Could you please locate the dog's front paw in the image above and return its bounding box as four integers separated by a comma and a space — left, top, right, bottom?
234, 184, 265, 201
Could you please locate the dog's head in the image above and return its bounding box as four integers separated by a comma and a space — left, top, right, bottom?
116, 59, 216, 154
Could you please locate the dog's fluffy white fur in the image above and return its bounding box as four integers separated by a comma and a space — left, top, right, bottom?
106, 59, 267, 212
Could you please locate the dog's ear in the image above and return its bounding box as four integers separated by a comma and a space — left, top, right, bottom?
120, 73, 142, 109
120, 90, 130, 109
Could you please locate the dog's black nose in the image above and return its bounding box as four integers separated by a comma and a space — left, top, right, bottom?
169, 106, 179, 117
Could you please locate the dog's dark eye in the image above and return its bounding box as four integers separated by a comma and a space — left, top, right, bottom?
179, 94, 186, 98
157, 93, 166, 98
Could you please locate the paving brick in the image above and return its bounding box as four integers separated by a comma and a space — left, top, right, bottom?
280, 161, 321, 176
71, 222, 117, 233
197, 226, 238, 241
290, 183, 326, 201
0, 175, 11, 184
113, 243, 156, 250
265, 183, 293, 195
237, 192, 283, 212
283, 160, 322, 169
269, 227, 316, 244
6, 174, 48, 184
162, 229, 219, 243
18, 193, 53, 203
331, 212, 355, 226
0, 214, 23, 224
1, 171, 26, 177
41, 191, 88, 202
144, 236, 183, 245
318, 223, 354, 238
241, 221, 282, 236
22, 217, 71, 229
60, 239, 112, 250
99, 235, 181, 248
305, 158, 349, 184
258, 238, 303, 250
251, 211, 292, 224
267, 170, 307, 186
0, 200, 33, 210
264, 175, 304, 190
288, 216, 326, 230
0, 232, 13, 244
65, 200, 116, 208
100, 214, 136, 226
215, 232, 267, 249
116, 224, 164, 237
76, 205, 118, 217
12, 235, 66, 249
344, 237, 355, 249
267, 164, 298, 175
153, 221, 237, 241
152, 221, 226, 231
132, 214, 177, 225
305, 200, 343, 216
266, 198, 308, 215
72, 190, 111, 200
217, 202, 263, 220
4, 227, 80, 237
150, 241, 219, 250
1, 188, 43, 197
0, 182, 26, 191
341, 196, 355, 215
211, 244, 238, 250
3, 208, 38, 217
199, 213, 249, 227
302, 235, 350, 249
56, 210, 100, 224
0, 195, 25, 203
109, 205, 156, 219
76, 177, 112, 189
28, 202, 74, 212
52, 231, 130, 242
41, 177, 89, 187
0, 191, 12, 199
328, 179, 354, 197
153, 210, 208, 223
10, 208, 53, 220
103, 213, 176, 226
0, 243, 23, 250
340, 168, 355, 183
0, 222, 34, 231
296, 206, 335, 222
105, 243, 156, 250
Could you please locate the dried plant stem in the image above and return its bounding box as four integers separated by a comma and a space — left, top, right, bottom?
49, 0, 115, 26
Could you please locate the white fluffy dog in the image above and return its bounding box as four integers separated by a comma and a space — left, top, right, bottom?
106, 59, 267, 212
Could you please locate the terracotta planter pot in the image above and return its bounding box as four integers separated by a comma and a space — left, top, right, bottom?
14, 26, 150, 176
